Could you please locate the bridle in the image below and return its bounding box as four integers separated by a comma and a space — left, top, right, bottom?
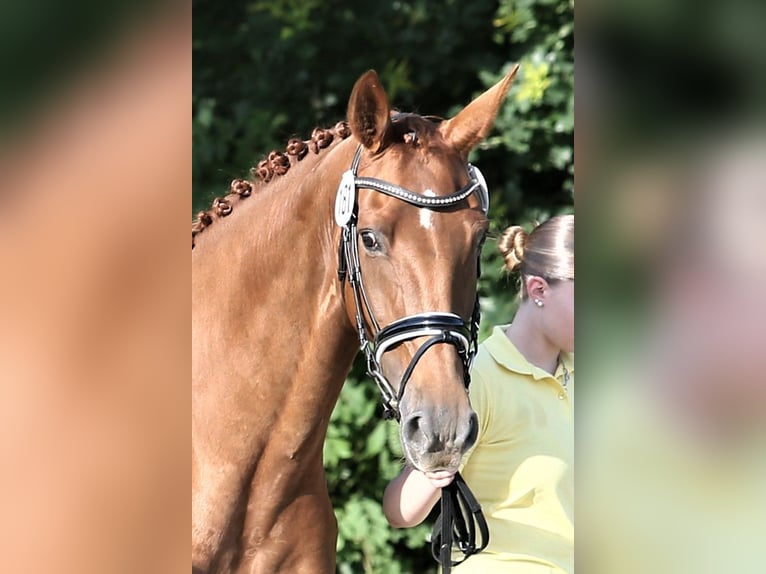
335, 144, 487, 421
334, 143, 490, 572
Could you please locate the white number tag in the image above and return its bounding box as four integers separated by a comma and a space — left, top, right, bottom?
334, 170, 356, 226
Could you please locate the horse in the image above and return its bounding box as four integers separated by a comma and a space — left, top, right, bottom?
192, 66, 518, 574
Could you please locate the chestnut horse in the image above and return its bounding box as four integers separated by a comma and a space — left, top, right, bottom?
192, 66, 518, 574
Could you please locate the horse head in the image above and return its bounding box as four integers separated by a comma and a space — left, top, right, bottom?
340, 67, 518, 473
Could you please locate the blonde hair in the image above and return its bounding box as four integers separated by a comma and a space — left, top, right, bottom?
497, 214, 574, 299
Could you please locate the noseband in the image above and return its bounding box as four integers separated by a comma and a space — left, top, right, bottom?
335, 145, 487, 421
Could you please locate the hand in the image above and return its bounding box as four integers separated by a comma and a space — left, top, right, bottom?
423, 469, 457, 489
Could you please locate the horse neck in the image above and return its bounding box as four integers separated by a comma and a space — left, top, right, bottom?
193, 137, 359, 456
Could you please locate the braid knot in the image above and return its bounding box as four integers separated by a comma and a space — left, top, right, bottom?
213, 197, 232, 217
334, 121, 351, 139
269, 151, 290, 176
286, 138, 309, 160
230, 179, 252, 197
254, 158, 273, 182
309, 128, 334, 154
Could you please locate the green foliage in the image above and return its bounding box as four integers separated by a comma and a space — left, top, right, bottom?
193, 0, 572, 571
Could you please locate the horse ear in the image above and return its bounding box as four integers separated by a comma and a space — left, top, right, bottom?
347, 70, 393, 153
440, 64, 520, 157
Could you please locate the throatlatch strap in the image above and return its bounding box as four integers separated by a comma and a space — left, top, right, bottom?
431, 472, 489, 573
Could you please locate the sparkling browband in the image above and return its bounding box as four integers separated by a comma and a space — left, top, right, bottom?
354, 170, 485, 210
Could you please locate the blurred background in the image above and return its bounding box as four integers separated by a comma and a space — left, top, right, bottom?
579, 0, 766, 572
193, 1, 573, 572
0, 2, 189, 573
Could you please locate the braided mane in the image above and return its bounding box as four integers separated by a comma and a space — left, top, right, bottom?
192, 120, 352, 249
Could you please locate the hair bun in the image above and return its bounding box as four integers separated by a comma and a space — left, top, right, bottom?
497, 226, 527, 272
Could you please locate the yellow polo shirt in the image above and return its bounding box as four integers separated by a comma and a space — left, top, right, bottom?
456, 325, 574, 573
582, 374, 766, 574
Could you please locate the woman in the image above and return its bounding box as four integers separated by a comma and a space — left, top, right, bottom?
383, 214, 574, 573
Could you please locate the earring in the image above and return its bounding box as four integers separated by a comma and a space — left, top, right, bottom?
534, 298, 544, 307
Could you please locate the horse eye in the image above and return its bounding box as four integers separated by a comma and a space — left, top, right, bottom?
360, 230, 380, 252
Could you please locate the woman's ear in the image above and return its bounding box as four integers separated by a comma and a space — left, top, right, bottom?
526, 276, 549, 303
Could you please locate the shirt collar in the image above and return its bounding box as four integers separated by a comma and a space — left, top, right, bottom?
484, 325, 574, 382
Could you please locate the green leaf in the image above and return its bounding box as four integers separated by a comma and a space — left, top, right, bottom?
364, 422, 387, 457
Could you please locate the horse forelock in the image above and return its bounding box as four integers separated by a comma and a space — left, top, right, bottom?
191, 121, 353, 249
369, 114, 472, 199
389, 112, 444, 146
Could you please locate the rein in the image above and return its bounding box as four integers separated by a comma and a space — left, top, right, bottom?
432, 472, 490, 572
335, 144, 490, 570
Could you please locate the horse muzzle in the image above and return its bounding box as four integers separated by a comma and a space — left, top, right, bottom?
398, 403, 478, 472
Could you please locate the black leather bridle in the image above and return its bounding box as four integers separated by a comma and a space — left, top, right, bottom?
336, 145, 486, 421
335, 144, 490, 571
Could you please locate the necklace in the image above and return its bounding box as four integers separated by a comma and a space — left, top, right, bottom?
558, 356, 570, 392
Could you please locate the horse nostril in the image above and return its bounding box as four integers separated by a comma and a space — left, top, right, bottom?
403, 414, 423, 441
402, 412, 433, 451
457, 412, 479, 452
